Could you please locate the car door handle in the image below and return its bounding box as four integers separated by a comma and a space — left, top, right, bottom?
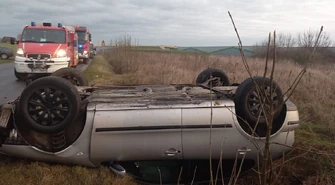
238, 147, 251, 155
165, 148, 180, 156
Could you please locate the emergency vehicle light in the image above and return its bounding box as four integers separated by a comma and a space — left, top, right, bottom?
79, 45, 83, 48
31, 22, 36, 26
58, 23, 62, 27
43, 23, 52, 26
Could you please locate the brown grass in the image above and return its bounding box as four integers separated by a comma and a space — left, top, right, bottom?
0, 156, 136, 185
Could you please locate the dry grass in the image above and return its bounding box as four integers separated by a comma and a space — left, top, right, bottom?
0, 156, 136, 185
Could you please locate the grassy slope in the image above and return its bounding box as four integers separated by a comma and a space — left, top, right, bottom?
0, 43, 17, 64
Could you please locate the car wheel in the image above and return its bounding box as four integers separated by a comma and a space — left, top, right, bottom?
14, 69, 28, 81
234, 76, 284, 127
51, 67, 89, 86
18, 76, 81, 134
0, 53, 8, 59
196, 68, 230, 86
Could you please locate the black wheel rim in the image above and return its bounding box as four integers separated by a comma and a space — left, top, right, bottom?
247, 85, 279, 118
27, 87, 70, 126
63, 75, 80, 86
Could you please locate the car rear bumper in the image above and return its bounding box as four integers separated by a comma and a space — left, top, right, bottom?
14, 56, 70, 74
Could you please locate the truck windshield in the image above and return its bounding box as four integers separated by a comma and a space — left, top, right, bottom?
75, 31, 87, 43
21, 29, 66, 43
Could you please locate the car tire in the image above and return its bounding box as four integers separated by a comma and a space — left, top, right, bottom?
51, 67, 89, 86
18, 76, 81, 134
0, 53, 8, 59
234, 76, 284, 126
14, 69, 28, 81
196, 68, 230, 86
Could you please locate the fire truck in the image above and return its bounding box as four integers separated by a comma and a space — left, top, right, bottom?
74, 26, 91, 63
14, 22, 79, 80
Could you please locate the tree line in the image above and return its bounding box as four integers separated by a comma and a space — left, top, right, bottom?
253, 29, 334, 64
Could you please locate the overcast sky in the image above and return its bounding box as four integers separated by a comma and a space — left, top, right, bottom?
0, 0, 334, 46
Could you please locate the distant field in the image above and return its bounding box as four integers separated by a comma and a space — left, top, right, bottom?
0, 42, 17, 63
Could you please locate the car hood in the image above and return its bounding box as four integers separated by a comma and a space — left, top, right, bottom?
21, 43, 66, 54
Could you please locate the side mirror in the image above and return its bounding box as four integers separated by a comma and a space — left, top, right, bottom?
94, 48, 96, 51
68, 42, 71, 47
16, 41, 19, 44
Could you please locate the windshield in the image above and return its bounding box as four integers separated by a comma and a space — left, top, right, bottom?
21, 29, 66, 43
76, 30, 87, 43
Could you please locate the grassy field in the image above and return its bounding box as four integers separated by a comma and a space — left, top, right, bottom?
1, 51, 334, 185
0, 42, 17, 63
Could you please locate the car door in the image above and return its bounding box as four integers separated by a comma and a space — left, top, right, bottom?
90, 106, 183, 165
181, 100, 255, 160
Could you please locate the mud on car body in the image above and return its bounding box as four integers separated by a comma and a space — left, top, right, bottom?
0, 68, 300, 183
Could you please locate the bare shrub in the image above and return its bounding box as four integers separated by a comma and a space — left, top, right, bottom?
253, 29, 333, 64
106, 34, 139, 74
297, 29, 331, 48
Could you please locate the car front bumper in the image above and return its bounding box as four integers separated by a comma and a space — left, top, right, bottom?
14, 56, 70, 74
78, 53, 89, 59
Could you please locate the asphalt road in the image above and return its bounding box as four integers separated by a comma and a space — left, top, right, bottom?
0, 60, 90, 105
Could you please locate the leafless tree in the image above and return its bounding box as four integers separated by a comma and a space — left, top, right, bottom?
297, 29, 331, 48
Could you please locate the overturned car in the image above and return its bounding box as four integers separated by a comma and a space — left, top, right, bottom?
0, 68, 299, 182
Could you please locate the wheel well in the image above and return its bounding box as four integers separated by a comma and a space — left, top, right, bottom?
13, 98, 88, 153
236, 103, 287, 138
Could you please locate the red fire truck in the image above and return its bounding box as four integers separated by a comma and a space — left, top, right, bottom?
14, 22, 79, 80
74, 26, 91, 63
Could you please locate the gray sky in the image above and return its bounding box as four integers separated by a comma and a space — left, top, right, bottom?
0, 0, 334, 46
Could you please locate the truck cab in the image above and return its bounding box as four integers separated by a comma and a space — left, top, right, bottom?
14, 22, 79, 81
74, 26, 91, 64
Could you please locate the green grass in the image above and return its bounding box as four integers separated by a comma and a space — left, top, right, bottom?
296, 122, 335, 150
83, 55, 137, 85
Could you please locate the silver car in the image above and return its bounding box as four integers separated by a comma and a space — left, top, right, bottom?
0, 46, 14, 60
0, 68, 299, 181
